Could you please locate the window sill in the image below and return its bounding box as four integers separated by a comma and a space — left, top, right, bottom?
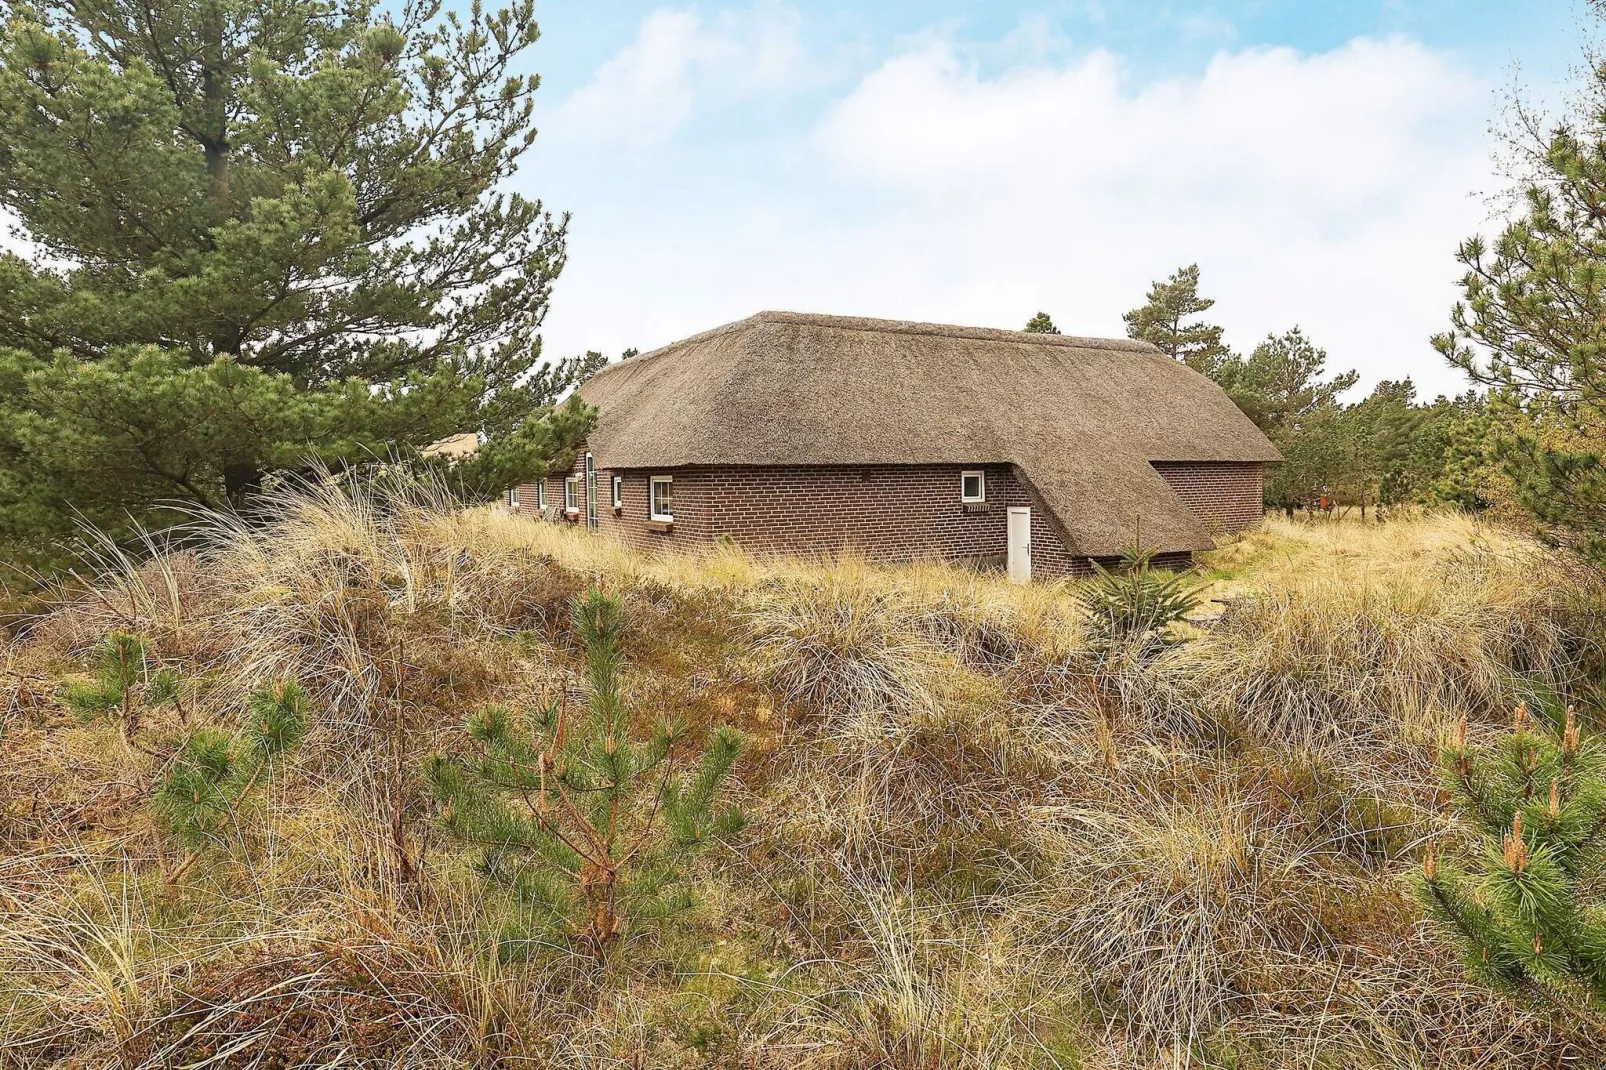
646, 519, 674, 533
963, 501, 992, 513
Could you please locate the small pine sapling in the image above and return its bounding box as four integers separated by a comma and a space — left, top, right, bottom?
151, 679, 309, 897
62, 631, 183, 741
1076, 543, 1202, 652
428, 587, 745, 961
1416, 702, 1606, 1031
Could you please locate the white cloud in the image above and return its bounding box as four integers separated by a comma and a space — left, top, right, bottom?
546, 2, 801, 147
795, 34, 1491, 395
538, 22, 1497, 400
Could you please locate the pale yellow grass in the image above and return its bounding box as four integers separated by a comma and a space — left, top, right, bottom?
3, 478, 1599, 1068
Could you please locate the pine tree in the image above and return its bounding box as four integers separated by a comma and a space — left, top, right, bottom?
0, 0, 592, 573
1225, 328, 1358, 515
151, 678, 309, 895
1417, 702, 1606, 1033
1233, 328, 1359, 438
62, 631, 181, 742
427, 587, 745, 961
1430, 393, 1503, 511
1122, 264, 1234, 376
1348, 380, 1412, 507
1022, 312, 1060, 334
1430, 7, 1606, 564
1076, 543, 1202, 653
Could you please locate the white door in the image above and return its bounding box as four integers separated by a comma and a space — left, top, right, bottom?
1007, 507, 1032, 584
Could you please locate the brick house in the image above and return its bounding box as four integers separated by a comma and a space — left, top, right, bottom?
507, 312, 1280, 581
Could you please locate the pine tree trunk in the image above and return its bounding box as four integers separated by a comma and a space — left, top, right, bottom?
200, 4, 243, 362
200, 6, 230, 221
222, 462, 262, 506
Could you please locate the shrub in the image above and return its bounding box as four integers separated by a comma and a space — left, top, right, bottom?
1417, 702, 1606, 1031
1076, 545, 1201, 652
428, 587, 745, 960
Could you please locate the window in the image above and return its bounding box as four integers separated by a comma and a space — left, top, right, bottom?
585, 453, 598, 531
537, 481, 545, 509
611, 475, 623, 509
961, 470, 986, 503
564, 475, 578, 512
508, 485, 520, 508
650, 475, 674, 522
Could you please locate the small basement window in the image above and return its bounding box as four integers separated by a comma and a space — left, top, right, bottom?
961, 470, 986, 503
612, 475, 623, 509
650, 475, 674, 522
508, 485, 520, 508
564, 476, 579, 512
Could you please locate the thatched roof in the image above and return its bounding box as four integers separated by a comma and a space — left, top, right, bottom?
422, 432, 480, 460
577, 311, 1281, 555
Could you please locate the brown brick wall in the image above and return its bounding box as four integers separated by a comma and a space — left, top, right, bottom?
1151, 462, 1266, 533
506, 457, 1269, 580
511, 461, 1043, 571
597, 469, 714, 547
507, 447, 709, 547
697, 464, 1013, 566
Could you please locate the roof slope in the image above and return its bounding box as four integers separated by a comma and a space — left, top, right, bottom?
577, 311, 1281, 556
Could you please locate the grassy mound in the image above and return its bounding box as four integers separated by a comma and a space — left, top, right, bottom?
2, 476, 1602, 1067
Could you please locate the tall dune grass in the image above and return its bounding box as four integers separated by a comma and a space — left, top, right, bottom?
1, 478, 1599, 1067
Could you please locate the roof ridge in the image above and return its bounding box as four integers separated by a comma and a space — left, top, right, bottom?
585, 310, 1161, 380
750, 310, 1160, 353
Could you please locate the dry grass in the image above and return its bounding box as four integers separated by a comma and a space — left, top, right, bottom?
1137, 517, 1606, 787
1, 480, 1601, 1068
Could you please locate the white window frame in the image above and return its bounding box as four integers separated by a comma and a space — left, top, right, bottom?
611, 474, 623, 509
536, 481, 545, 509
649, 475, 674, 522
508, 485, 520, 508
564, 475, 579, 513
961, 470, 987, 503
585, 453, 598, 530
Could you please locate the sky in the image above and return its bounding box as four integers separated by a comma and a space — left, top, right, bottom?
518, 0, 1589, 399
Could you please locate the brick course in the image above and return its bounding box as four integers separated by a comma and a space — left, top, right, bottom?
508, 451, 1267, 580
1151, 462, 1265, 534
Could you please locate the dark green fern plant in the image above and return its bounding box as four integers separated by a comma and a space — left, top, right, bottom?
427, 586, 745, 961
62, 631, 182, 741
1076, 544, 1203, 651
1416, 702, 1606, 1032
151, 679, 309, 896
